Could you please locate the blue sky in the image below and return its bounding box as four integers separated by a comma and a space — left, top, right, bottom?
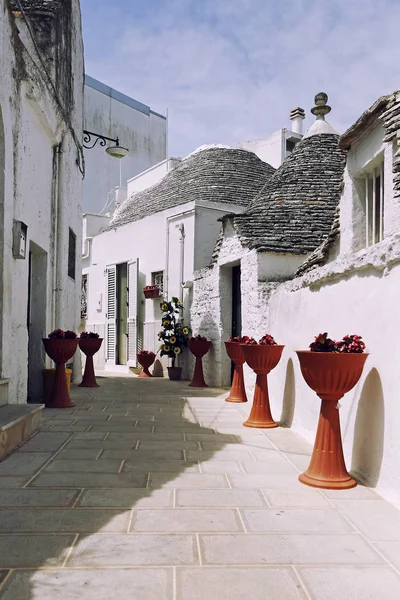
81, 0, 400, 157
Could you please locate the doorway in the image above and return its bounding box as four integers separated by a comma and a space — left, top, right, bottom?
231, 265, 242, 381
116, 262, 127, 365
27, 243, 47, 402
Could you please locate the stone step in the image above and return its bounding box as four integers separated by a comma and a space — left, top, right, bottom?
0, 404, 44, 461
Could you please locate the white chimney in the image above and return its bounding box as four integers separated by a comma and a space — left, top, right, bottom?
290, 107, 306, 135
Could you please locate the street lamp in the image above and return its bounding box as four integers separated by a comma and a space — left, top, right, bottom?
82, 130, 129, 158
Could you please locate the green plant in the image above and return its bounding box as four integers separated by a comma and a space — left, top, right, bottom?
158, 297, 191, 367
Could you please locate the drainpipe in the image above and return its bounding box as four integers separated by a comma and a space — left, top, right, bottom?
82, 237, 93, 261
55, 137, 64, 328
178, 223, 185, 304
164, 208, 194, 299
51, 143, 61, 331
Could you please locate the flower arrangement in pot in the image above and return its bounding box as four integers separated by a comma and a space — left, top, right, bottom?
137, 350, 156, 378
188, 334, 212, 388
42, 329, 78, 408
224, 336, 255, 403
79, 331, 103, 388
296, 332, 368, 490
158, 297, 191, 380
240, 333, 284, 428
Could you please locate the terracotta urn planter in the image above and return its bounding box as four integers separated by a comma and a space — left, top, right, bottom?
241, 344, 284, 428
296, 351, 368, 490
42, 338, 78, 408
137, 352, 156, 377
188, 338, 212, 387
224, 341, 247, 403
167, 366, 182, 381
79, 337, 103, 387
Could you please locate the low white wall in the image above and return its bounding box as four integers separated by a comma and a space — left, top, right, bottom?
264, 235, 400, 507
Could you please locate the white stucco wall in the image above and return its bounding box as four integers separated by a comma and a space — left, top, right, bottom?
240, 129, 302, 169
0, 0, 84, 403
83, 77, 167, 214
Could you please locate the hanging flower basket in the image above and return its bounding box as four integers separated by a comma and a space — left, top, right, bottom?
143, 285, 161, 299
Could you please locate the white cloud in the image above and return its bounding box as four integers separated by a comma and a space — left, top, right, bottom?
83, 0, 400, 156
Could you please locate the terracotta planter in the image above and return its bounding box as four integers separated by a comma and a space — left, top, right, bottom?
137, 353, 156, 377
167, 366, 182, 381
143, 286, 161, 299
296, 351, 368, 490
241, 345, 284, 428
79, 337, 103, 387
188, 339, 212, 387
224, 341, 247, 403
42, 338, 78, 408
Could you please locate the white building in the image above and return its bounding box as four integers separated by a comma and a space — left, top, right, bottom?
192, 91, 400, 506
83, 75, 167, 214
0, 0, 84, 426
82, 147, 275, 374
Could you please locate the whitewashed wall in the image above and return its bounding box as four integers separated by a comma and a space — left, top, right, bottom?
0, 0, 84, 403
83, 77, 167, 214
127, 158, 182, 195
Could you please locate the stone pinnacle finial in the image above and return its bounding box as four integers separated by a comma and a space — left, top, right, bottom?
311, 92, 331, 120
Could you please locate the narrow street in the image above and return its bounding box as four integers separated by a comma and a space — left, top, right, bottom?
0, 375, 399, 599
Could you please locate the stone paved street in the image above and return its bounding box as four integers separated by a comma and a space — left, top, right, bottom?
0, 375, 400, 598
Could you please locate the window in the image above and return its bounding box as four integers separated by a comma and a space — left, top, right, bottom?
68, 228, 76, 279
286, 139, 296, 154
81, 274, 88, 318
363, 163, 384, 247
152, 270, 164, 295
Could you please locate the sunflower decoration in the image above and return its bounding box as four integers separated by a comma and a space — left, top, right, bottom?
158, 297, 191, 366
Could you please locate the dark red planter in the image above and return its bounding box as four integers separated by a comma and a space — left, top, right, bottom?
241, 345, 284, 428
296, 351, 368, 490
224, 341, 247, 403
79, 337, 103, 387
189, 339, 212, 387
137, 353, 156, 377
42, 338, 78, 408
143, 286, 161, 299
167, 367, 182, 381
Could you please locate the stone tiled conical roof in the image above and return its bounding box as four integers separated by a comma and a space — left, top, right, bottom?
106, 148, 275, 230
228, 93, 346, 255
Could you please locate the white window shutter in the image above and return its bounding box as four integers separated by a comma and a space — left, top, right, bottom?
127, 259, 139, 366
106, 265, 117, 364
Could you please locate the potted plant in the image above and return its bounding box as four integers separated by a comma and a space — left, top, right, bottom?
188, 334, 212, 388
143, 285, 161, 299
158, 297, 191, 380
296, 333, 368, 490
79, 332, 103, 388
224, 336, 254, 403
241, 333, 284, 428
137, 350, 156, 377
42, 329, 78, 408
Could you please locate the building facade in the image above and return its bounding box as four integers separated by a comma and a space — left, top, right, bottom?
1, 0, 84, 405
83, 75, 167, 214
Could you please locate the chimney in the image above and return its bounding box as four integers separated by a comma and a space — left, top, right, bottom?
290, 107, 306, 135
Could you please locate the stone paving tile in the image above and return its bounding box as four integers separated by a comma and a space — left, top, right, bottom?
176, 489, 266, 507
228, 473, 304, 489
0, 489, 79, 507
298, 566, 400, 600
101, 449, 185, 460
65, 439, 136, 450
321, 486, 380, 500
241, 508, 354, 533
124, 460, 200, 473
148, 473, 229, 489
55, 447, 102, 460
185, 433, 238, 442
333, 499, 400, 541
0, 476, 30, 488
107, 432, 185, 441
0, 452, 52, 475
29, 472, 148, 488
68, 534, 199, 566
373, 542, 400, 570
45, 425, 90, 432
45, 459, 122, 473
186, 450, 254, 461
282, 452, 310, 471
131, 508, 243, 532
199, 461, 242, 474
78, 489, 173, 508
262, 488, 329, 508
0, 509, 131, 533
71, 431, 107, 440
0, 569, 173, 600
199, 534, 384, 565
0, 534, 75, 567
137, 441, 201, 451
176, 567, 307, 600
240, 460, 298, 474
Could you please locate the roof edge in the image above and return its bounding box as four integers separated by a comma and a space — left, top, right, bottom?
339, 95, 390, 150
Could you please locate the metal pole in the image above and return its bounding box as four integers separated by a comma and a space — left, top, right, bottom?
380, 162, 384, 241
166, 108, 169, 172
372, 168, 376, 244
365, 176, 369, 248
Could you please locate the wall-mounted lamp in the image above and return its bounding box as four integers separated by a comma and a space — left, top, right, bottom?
83, 130, 129, 158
